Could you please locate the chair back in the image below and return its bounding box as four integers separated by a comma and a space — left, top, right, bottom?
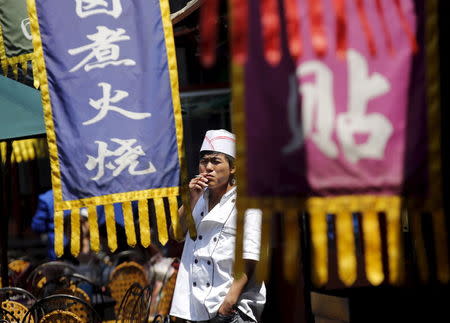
21, 294, 101, 323
0, 287, 36, 322
107, 261, 148, 316
116, 283, 153, 322
26, 262, 77, 297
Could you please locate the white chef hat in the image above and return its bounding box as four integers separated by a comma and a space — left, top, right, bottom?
200, 129, 236, 158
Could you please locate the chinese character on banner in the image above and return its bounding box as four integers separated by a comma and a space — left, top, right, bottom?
227, 0, 448, 290
27, 0, 194, 256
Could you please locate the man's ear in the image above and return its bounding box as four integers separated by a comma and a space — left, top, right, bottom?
230, 165, 236, 175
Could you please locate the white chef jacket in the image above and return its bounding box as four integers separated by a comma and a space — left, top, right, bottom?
170, 187, 266, 322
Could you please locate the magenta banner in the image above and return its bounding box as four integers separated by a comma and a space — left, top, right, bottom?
245, 0, 416, 197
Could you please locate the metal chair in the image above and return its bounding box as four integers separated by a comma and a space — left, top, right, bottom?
0, 287, 36, 322
21, 294, 101, 323
26, 261, 77, 298
107, 261, 148, 316
115, 283, 153, 323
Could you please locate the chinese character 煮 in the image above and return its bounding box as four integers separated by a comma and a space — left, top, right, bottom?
68, 26, 136, 72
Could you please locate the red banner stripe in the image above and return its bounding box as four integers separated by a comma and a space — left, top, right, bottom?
308, 0, 327, 57
333, 0, 347, 59
283, 0, 303, 61
394, 0, 418, 53
261, 0, 282, 65
355, 0, 377, 56
375, 0, 395, 55
200, 0, 220, 67
230, 0, 249, 64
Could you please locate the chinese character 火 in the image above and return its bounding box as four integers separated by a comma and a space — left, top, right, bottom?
83, 82, 151, 125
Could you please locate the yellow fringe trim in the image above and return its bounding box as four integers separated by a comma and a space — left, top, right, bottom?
0, 24, 8, 75
409, 210, 429, 282
169, 196, 183, 241
432, 210, 449, 283
362, 209, 384, 285
308, 199, 328, 287
1, 138, 48, 164
87, 206, 100, 252
123, 201, 137, 247
54, 210, 64, 257
387, 202, 403, 285
70, 208, 80, 257
138, 200, 151, 247
160, 0, 196, 240
335, 209, 357, 286
155, 197, 169, 246
105, 204, 118, 252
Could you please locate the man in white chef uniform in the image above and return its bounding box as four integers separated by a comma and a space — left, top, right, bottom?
170, 129, 266, 323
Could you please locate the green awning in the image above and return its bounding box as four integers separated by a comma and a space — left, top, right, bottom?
0, 75, 45, 140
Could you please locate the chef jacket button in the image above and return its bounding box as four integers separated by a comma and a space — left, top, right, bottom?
201, 212, 204, 216
207, 260, 211, 265
199, 235, 203, 240
213, 237, 217, 242
232, 199, 236, 203
206, 282, 210, 287
194, 259, 198, 264
193, 282, 197, 287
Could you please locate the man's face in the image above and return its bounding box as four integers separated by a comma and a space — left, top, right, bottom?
198, 153, 235, 190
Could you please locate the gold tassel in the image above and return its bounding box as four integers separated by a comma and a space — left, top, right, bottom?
362, 210, 384, 285
31, 60, 40, 88
104, 204, 118, 252
54, 210, 64, 257
386, 202, 403, 285
70, 208, 80, 257
432, 210, 450, 283
154, 197, 168, 246
335, 210, 357, 286
138, 199, 151, 248
87, 206, 100, 252
410, 210, 429, 282
256, 207, 271, 283
308, 199, 328, 287
283, 208, 300, 283
122, 201, 137, 247
21, 62, 28, 78
12, 64, 18, 80
168, 196, 183, 241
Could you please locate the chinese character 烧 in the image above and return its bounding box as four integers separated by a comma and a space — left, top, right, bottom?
68, 26, 136, 72
294, 49, 393, 163
75, 0, 122, 18
85, 138, 156, 181
83, 82, 151, 125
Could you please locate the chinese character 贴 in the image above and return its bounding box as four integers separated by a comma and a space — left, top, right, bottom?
85, 138, 156, 181
295, 49, 393, 163
83, 82, 151, 125
75, 0, 122, 18
68, 26, 136, 72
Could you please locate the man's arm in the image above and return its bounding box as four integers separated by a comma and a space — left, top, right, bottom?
218, 260, 257, 315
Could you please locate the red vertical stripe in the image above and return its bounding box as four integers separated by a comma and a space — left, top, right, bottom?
394, 0, 418, 53
355, 0, 377, 56
333, 0, 347, 59
261, 0, 282, 65
230, 0, 249, 64
200, 0, 220, 67
283, 0, 302, 61
375, 0, 395, 55
308, 0, 327, 57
